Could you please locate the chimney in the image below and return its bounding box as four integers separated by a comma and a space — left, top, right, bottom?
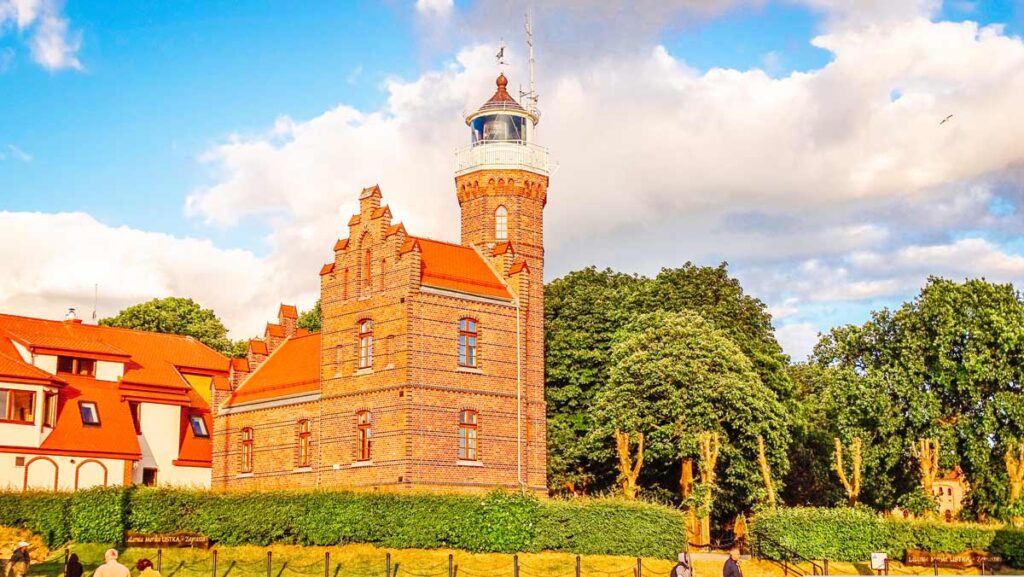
278, 304, 298, 339
65, 308, 78, 321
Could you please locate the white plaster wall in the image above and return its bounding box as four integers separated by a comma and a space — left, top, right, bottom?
33, 354, 57, 375
96, 361, 124, 382
11, 340, 31, 363
0, 453, 125, 491
135, 403, 210, 488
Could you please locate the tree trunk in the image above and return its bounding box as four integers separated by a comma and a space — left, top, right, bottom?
697, 432, 721, 548
615, 430, 644, 500
757, 435, 777, 509
1006, 439, 1024, 527
834, 437, 862, 506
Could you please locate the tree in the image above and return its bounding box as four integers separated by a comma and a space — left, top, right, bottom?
1007, 439, 1024, 526
614, 430, 644, 500
298, 300, 322, 333
591, 311, 790, 517
813, 277, 1024, 516
758, 435, 778, 509
833, 437, 862, 506
100, 297, 238, 356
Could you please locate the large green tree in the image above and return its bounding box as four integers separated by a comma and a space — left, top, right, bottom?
100, 297, 239, 357
592, 311, 790, 517
813, 277, 1024, 516
298, 300, 322, 333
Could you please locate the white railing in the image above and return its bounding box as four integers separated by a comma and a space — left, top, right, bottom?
454, 142, 550, 176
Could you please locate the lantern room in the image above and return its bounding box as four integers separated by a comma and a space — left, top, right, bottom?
466, 73, 538, 145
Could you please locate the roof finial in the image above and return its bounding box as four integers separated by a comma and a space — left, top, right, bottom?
497, 73, 508, 89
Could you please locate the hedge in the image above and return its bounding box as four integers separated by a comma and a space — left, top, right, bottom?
750, 507, 1024, 566
1, 488, 685, 559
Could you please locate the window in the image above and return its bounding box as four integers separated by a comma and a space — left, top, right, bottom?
56, 356, 96, 377
363, 248, 372, 288
358, 320, 374, 369
44, 393, 57, 428
0, 389, 35, 423
458, 410, 479, 460
241, 427, 254, 473
78, 401, 99, 426
357, 411, 372, 461
189, 415, 209, 438
142, 468, 158, 486
495, 206, 508, 241
297, 420, 312, 468
458, 319, 478, 367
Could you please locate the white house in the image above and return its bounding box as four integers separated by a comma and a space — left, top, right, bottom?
0, 312, 229, 491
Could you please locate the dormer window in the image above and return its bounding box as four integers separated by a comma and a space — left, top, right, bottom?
1, 389, 35, 424
189, 415, 209, 438
57, 356, 96, 377
79, 401, 100, 426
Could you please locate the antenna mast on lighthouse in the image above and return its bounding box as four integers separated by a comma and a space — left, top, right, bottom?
521, 8, 539, 117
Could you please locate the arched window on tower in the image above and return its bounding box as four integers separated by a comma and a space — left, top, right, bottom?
495, 206, 508, 241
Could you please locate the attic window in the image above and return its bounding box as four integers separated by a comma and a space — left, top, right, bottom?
57, 356, 96, 377
79, 401, 100, 426
189, 415, 209, 438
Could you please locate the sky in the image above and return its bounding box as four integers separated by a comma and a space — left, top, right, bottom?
2, 0, 1024, 360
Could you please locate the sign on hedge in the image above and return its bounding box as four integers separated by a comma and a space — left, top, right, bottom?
125, 532, 209, 549
904, 549, 1000, 569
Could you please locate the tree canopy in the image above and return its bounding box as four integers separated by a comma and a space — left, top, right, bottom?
100, 297, 239, 357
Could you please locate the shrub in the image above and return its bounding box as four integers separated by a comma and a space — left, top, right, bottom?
0, 491, 71, 547
1, 488, 685, 558
750, 507, 1024, 567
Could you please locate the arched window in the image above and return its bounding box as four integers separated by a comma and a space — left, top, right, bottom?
241, 427, 254, 473
364, 248, 372, 288
358, 320, 373, 369
357, 411, 372, 461
495, 206, 508, 241
458, 318, 478, 367
458, 410, 478, 461
297, 420, 311, 468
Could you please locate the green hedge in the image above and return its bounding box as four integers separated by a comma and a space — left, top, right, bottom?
0, 491, 71, 547
2, 488, 685, 559
751, 507, 1024, 566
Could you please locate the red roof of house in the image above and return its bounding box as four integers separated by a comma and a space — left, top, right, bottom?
0, 314, 228, 463
226, 333, 321, 407
175, 390, 212, 467
37, 375, 142, 459
279, 304, 299, 319
414, 237, 512, 299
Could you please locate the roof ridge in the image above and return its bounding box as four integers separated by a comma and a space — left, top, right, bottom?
0, 312, 219, 343
409, 235, 473, 250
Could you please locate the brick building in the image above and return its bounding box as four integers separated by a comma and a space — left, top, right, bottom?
213, 73, 549, 493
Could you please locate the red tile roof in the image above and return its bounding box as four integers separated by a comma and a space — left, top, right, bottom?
266, 323, 285, 338
492, 242, 514, 256
230, 357, 250, 372
175, 391, 212, 467
0, 347, 55, 384
414, 237, 511, 299
226, 333, 321, 407
359, 185, 381, 199
248, 340, 268, 355
508, 259, 530, 275
334, 239, 349, 251
348, 215, 360, 226
371, 206, 391, 220
320, 263, 336, 276
385, 224, 406, 237
36, 375, 142, 459
278, 304, 299, 319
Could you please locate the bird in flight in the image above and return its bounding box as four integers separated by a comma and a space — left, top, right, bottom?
940, 114, 954, 125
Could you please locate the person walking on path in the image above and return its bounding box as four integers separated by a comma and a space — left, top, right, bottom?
135, 559, 160, 577
65, 553, 84, 577
5, 541, 30, 577
670, 552, 693, 577
723, 546, 742, 577
93, 550, 130, 577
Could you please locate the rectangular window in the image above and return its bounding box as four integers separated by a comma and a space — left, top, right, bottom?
241, 428, 254, 473
357, 412, 372, 461
1, 389, 35, 423
358, 321, 373, 369
142, 468, 158, 486
189, 415, 209, 438
79, 401, 100, 426
297, 420, 311, 468
458, 319, 478, 367
459, 410, 478, 460
56, 356, 96, 377
44, 393, 57, 428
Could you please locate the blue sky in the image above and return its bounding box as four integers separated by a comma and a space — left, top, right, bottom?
2, 0, 1024, 358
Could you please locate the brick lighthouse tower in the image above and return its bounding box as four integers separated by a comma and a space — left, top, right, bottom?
454, 73, 549, 490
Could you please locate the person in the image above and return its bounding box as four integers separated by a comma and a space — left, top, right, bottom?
670, 552, 692, 577
135, 559, 161, 577
65, 553, 84, 577
93, 549, 130, 577
723, 546, 742, 577
6, 541, 30, 577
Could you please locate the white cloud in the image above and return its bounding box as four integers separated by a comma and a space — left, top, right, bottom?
0, 212, 302, 338
7, 144, 32, 162
0, 0, 82, 71
775, 321, 821, 362
415, 0, 454, 17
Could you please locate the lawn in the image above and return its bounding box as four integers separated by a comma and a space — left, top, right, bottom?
15, 543, 1020, 577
